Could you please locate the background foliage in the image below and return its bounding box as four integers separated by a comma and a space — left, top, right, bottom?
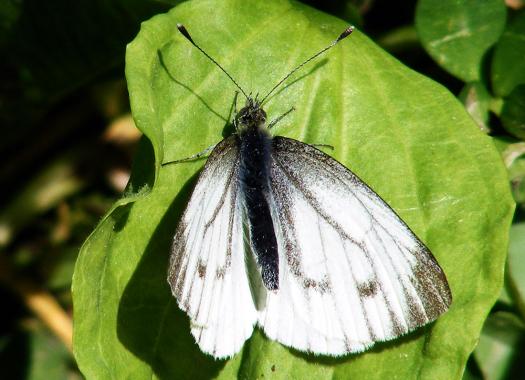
1, 0, 524, 379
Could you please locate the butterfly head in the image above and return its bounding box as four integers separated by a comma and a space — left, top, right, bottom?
236, 97, 267, 131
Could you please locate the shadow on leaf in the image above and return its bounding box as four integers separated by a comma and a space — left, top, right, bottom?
117, 171, 227, 379
288, 325, 428, 365
158, 48, 229, 123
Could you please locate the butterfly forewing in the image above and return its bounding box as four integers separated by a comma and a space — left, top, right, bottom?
257, 137, 451, 355
168, 136, 257, 358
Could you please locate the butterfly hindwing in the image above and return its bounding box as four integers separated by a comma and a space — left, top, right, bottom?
257, 137, 451, 355
168, 136, 257, 358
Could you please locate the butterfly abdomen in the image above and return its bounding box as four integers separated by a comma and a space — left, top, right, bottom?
239, 126, 279, 291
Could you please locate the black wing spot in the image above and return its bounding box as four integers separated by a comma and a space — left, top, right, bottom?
197, 259, 207, 279
357, 279, 379, 298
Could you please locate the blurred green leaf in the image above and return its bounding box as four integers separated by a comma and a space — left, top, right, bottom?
491, 135, 519, 154
462, 356, 483, 380
377, 25, 420, 55
501, 84, 525, 140
415, 0, 506, 82
498, 280, 515, 308
507, 223, 525, 319
26, 326, 78, 380
47, 247, 80, 291
505, 146, 525, 204
492, 10, 525, 97
72, 0, 515, 379
458, 82, 492, 133
474, 312, 525, 380
301, 0, 363, 27
0, 323, 78, 380
500, 140, 525, 165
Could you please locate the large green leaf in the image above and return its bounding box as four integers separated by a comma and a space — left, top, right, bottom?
72, 0, 514, 378
415, 0, 506, 82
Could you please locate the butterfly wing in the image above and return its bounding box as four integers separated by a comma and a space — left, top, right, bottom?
168, 136, 257, 358
258, 136, 452, 355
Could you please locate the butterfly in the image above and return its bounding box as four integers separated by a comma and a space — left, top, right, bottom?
167, 24, 452, 359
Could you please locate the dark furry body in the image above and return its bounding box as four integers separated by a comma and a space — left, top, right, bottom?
237, 99, 279, 290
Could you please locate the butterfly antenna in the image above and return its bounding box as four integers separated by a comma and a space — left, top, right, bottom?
177, 24, 250, 100
260, 26, 354, 105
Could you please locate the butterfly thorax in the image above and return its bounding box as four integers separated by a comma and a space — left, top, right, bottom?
236, 98, 279, 291
235, 97, 267, 134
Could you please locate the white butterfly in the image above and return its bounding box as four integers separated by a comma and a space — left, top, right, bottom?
167, 24, 452, 359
